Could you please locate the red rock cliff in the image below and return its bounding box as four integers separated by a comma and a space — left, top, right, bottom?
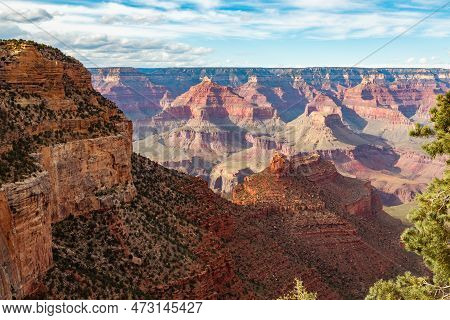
0, 40, 136, 299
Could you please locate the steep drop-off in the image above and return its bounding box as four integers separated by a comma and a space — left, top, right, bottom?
0, 40, 135, 299
0, 41, 429, 300
39, 154, 424, 299
120, 68, 448, 204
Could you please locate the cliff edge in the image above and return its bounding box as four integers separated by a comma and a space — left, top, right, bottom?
0, 40, 136, 299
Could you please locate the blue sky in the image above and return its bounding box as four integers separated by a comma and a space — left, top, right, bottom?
0, 0, 449, 67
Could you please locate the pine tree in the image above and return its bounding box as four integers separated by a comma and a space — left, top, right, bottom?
367, 92, 450, 300
277, 278, 317, 300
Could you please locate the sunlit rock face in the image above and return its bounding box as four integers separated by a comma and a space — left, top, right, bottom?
0, 40, 135, 299
94, 67, 448, 205
91, 67, 168, 120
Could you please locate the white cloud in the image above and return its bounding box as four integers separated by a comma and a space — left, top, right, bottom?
403, 55, 448, 68
285, 0, 371, 10
0, 8, 53, 23
0, 23, 28, 38
0, 0, 448, 67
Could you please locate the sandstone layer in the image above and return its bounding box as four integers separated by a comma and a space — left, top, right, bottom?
91, 68, 168, 120
124, 68, 448, 205
39, 154, 424, 299
0, 40, 136, 299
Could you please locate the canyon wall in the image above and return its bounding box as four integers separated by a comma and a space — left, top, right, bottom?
0, 40, 136, 299
0, 131, 136, 299
40, 132, 136, 223
90, 68, 168, 120
0, 173, 53, 299
91, 67, 449, 122
104, 66, 447, 204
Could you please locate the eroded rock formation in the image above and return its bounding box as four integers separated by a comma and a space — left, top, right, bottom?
0, 40, 135, 299
91, 68, 168, 120
126, 68, 448, 204
0, 41, 435, 300
0, 173, 53, 298
231, 153, 422, 298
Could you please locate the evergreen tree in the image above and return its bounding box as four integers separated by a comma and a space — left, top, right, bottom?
277, 278, 317, 300
367, 92, 450, 300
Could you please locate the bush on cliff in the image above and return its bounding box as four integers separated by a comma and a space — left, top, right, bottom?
367, 92, 450, 300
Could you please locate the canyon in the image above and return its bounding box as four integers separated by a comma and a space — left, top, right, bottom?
0, 40, 431, 299
92, 67, 448, 208
0, 40, 135, 298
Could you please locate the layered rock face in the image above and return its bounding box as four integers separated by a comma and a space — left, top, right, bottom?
231, 153, 422, 298
91, 68, 168, 120
1, 134, 137, 298
103, 67, 449, 122
313, 145, 446, 206
164, 77, 277, 124
342, 78, 411, 124
124, 67, 447, 204
40, 134, 136, 223
0, 173, 53, 299
0, 43, 90, 111
0, 40, 135, 299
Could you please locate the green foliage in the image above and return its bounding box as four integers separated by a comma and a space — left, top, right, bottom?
402, 172, 450, 286
409, 123, 434, 138
367, 91, 450, 300
277, 278, 317, 300
366, 272, 434, 300
0, 138, 40, 184
410, 92, 450, 159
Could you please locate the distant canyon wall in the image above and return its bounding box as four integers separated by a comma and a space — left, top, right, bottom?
90, 67, 448, 206
90, 67, 450, 122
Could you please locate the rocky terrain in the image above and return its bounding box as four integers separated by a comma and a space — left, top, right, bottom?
0, 40, 135, 299
92, 67, 448, 207
36, 153, 425, 300
1, 40, 428, 300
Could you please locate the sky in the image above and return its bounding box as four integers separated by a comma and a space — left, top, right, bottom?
0, 0, 449, 68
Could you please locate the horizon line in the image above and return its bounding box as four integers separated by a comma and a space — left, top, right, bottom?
86, 66, 450, 70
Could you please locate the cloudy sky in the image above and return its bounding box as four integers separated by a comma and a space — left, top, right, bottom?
0, 0, 449, 67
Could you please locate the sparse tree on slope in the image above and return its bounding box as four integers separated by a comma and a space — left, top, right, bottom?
367, 92, 450, 300
278, 278, 317, 300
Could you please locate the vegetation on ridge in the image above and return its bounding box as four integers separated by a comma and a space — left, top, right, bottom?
0, 40, 125, 185
367, 91, 450, 300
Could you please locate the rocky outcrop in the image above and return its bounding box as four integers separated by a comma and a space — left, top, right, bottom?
0, 172, 53, 299
304, 93, 342, 117
40, 134, 136, 223
0, 43, 91, 111
164, 77, 277, 124
239, 153, 380, 217
236, 76, 275, 109
0, 40, 136, 299
231, 153, 420, 298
